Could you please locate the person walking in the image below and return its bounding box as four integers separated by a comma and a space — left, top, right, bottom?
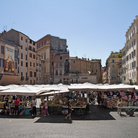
117, 97, 122, 115
32, 98, 37, 116
65, 100, 73, 120
43, 101, 49, 116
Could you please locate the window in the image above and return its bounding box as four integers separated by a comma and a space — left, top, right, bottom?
21, 36, 23, 40
26, 73, 28, 78
26, 62, 28, 67
15, 50, 18, 59
25, 47, 27, 51
33, 48, 35, 52
15, 62, 17, 69
44, 54, 46, 60
30, 40, 32, 44
134, 61, 136, 67
60, 56, 62, 60
29, 46, 32, 50
30, 53, 32, 58
60, 62, 62, 67
1, 46, 4, 54
21, 53, 23, 59
112, 59, 115, 63
30, 62, 32, 67
33, 63, 35, 67
112, 64, 115, 68
26, 55, 27, 60
134, 39, 136, 45
0, 58, 4, 67
30, 80, 32, 84
30, 71, 32, 77
132, 52, 134, 58
21, 45, 23, 49
56, 70, 58, 75
134, 50, 136, 57
130, 54, 131, 60
63, 42, 65, 46
34, 72, 36, 77
26, 39, 27, 43
33, 54, 35, 59
21, 61, 23, 66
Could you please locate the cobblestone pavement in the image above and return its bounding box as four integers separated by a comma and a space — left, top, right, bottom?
0, 105, 138, 138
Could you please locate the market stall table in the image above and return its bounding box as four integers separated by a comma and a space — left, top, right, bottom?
117, 106, 138, 116
62, 105, 87, 115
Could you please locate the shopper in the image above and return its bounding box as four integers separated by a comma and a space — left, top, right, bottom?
65, 100, 73, 120
43, 101, 49, 116
117, 97, 122, 115
14, 98, 19, 115
32, 98, 37, 116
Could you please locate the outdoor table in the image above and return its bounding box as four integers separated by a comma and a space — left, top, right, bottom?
62, 105, 87, 115
117, 106, 138, 116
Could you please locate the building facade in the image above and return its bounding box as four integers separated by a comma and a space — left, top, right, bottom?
0, 38, 20, 85
102, 66, 108, 84
37, 35, 69, 84
0, 29, 37, 84
106, 52, 122, 84
122, 16, 138, 84
69, 57, 102, 83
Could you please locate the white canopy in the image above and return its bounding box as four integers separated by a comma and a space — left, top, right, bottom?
0, 83, 137, 96
68, 83, 135, 91
0, 84, 68, 96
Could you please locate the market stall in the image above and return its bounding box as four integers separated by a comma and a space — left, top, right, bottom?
0, 85, 61, 116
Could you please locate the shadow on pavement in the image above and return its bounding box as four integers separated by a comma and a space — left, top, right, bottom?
34, 105, 116, 123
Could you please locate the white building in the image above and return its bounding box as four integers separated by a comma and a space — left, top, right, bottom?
122, 16, 138, 84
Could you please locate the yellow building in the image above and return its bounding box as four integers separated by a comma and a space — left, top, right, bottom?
69, 57, 102, 83
106, 52, 122, 84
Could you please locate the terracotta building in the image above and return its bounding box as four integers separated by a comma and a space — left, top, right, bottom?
37, 35, 69, 84
0, 29, 37, 84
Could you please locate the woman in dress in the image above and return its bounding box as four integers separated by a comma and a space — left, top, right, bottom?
65, 100, 73, 120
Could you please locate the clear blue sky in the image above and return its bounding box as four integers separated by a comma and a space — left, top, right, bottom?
0, 0, 138, 66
